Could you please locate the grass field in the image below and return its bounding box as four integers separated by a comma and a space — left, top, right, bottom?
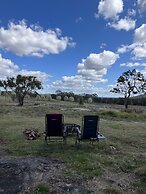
0, 96, 146, 193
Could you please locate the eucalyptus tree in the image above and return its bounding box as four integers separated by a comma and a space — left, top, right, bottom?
0, 74, 42, 106
110, 69, 146, 109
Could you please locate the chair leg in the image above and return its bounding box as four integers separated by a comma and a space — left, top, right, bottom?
63, 136, 67, 144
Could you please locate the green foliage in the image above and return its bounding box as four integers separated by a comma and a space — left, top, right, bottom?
34, 184, 49, 194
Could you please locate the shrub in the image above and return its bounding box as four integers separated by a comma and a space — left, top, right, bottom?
88, 97, 93, 104
64, 96, 68, 101
69, 96, 74, 102
56, 95, 61, 101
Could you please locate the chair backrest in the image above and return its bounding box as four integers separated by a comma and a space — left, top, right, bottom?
45, 114, 63, 137
82, 115, 99, 139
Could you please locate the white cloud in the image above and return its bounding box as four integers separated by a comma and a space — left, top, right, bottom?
0, 20, 75, 57
78, 50, 119, 82
127, 9, 136, 17
49, 75, 98, 94
134, 24, 146, 43
97, 0, 123, 20
120, 62, 146, 67
75, 17, 83, 23
137, 0, 146, 12
100, 43, 107, 49
117, 45, 130, 54
141, 67, 146, 76
48, 50, 119, 94
96, 86, 123, 97
132, 24, 146, 58
0, 54, 49, 82
132, 43, 146, 58
109, 18, 136, 31
117, 24, 146, 59
0, 54, 19, 79
19, 70, 49, 82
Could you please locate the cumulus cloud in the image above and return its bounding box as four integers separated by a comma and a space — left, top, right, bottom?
0, 20, 75, 57
134, 24, 146, 43
19, 70, 49, 82
0, 54, 49, 82
117, 24, 146, 59
97, 0, 123, 20
0, 54, 19, 79
109, 17, 136, 31
78, 50, 119, 82
48, 50, 119, 94
137, 0, 146, 12
132, 24, 146, 58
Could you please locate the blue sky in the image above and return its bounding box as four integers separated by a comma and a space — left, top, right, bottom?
0, 0, 146, 97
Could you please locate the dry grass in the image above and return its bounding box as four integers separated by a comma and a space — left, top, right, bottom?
1, 96, 146, 193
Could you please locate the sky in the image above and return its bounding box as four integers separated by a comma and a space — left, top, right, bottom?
0, 0, 146, 97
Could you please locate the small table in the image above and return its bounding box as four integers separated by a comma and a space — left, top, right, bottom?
64, 123, 80, 134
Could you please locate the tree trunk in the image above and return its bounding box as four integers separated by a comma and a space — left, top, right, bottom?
17, 95, 24, 106
124, 97, 128, 109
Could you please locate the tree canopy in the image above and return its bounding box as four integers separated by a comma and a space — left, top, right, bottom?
0, 74, 42, 106
110, 69, 146, 108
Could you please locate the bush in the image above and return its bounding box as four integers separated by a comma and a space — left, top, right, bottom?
56, 95, 61, 101
69, 96, 74, 102
64, 96, 68, 101
88, 97, 93, 104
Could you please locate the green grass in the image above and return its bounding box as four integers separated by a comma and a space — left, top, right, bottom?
34, 184, 49, 194
1, 96, 146, 192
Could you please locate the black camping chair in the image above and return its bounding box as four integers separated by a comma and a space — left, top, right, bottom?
45, 114, 67, 143
76, 115, 100, 145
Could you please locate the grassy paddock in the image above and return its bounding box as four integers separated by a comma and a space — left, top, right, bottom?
0, 96, 146, 192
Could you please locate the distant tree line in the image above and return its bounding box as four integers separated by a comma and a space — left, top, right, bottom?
1, 88, 146, 106
93, 96, 146, 106
49, 90, 146, 106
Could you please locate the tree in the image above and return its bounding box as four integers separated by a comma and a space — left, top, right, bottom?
110, 69, 146, 109
69, 96, 74, 102
0, 74, 42, 106
79, 96, 84, 105
64, 96, 68, 101
56, 95, 61, 101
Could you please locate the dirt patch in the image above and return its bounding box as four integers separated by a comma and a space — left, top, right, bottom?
0, 156, 90, 194
86, 169, 138, 194
0, 156, 141, 194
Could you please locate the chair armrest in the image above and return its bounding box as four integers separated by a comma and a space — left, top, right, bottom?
75, 125, 82, 139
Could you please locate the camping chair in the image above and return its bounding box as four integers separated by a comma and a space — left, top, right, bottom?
76, 115, 105, 145
45, 114, 67, 143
